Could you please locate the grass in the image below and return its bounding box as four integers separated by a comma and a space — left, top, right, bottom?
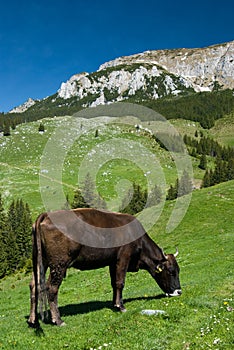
209, 113, 234, 147
2, 113, 233, 217
0, 181, 234, 349
0, 113, 234, 348
0, 115, 194, 216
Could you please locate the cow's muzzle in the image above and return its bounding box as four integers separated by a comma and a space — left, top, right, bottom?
166, 289, 182, 297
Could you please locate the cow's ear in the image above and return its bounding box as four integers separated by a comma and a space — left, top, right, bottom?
155, 264, 164, 273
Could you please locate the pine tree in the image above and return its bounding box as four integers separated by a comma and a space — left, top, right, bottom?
8, 199, 32, 269
178, 171, 193, 197
209, 169, 215, 186
72, 188, 88, 209
22, 202, 32, 259
167, 171, 192, 200
201, 170, 211, 188
166, 181, 178, 200
0, 194, 7, 277
190, 148, 197, 158
0, 195, 18, 276
198, 154, 207, 170
8, 200, 17, 235
227, 158, 234, 180
147, 185, 162, 206
3, 122, 11, 136
212, 158, 225, 185
82, 173, 96, 207
0, 237, 7, 278
72, 173, 107, 209
121, 183, 147, 215
38, 123, 45, 132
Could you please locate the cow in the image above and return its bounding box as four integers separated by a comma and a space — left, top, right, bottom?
28, 208, 181, 327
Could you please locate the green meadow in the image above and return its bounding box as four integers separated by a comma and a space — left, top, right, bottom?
0, 181, 233, 349
0, 114, 234, 349
0, 115, 210, 216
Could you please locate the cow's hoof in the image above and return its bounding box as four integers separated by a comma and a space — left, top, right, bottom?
52, 320, 66, 326
27, 320, 40, 328
114, 304, 127, 312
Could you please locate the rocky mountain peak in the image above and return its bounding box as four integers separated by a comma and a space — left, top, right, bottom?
98, 41, 234, 92
9, 41, 234, 113
57, 41, 233, 109
9, 98, 37, 113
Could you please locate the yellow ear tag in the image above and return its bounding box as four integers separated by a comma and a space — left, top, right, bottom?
155, 266, 162, 273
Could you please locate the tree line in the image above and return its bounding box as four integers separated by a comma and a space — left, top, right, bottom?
71, 171, 193, 215
1, 89, 234, 134
143, 89, 234, 128
0, 196, 32, 278
183, 132, 234, 187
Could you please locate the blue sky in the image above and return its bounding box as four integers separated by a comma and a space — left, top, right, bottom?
0, 0, 233, 112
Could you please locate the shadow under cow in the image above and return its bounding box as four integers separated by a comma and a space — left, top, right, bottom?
59, 294, 166, 317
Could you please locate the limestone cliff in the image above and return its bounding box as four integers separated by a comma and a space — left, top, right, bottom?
57, 41, 234, 108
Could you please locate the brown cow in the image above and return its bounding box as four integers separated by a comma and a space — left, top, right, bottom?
28, 208, 181, 327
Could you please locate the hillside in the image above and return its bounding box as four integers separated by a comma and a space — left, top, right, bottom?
0, 114, 219, 214
1, 109, 234, 216
0, 180, 233, 349
1, 40, 233, 133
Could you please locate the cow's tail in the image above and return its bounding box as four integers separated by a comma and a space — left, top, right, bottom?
32, 213, 48, 322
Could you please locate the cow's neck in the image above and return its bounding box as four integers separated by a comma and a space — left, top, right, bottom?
140, 234, 164, 271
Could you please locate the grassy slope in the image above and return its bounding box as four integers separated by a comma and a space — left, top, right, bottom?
0, 181, 233, 350
0, 115, 215, 216
0, 116, 188, 216
209, 113, 234, 147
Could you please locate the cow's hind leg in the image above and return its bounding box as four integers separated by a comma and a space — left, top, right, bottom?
28, 261, 48, 328
47, 265, 66, 326
28, 273, 39, 327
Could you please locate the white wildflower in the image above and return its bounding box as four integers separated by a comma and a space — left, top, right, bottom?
213, 338, 220, 345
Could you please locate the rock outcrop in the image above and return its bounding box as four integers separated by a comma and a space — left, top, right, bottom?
57, 41, 234, 108
10, 41, 234, 113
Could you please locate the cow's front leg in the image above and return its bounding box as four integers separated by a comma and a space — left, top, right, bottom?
109, 265, 117, 307
28, 273, 39, 327
47, 266, 66, 326
109, 263, 127, 312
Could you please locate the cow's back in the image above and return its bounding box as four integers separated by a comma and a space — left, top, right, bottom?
39, 209, 146, 249
73, 208, 136, 227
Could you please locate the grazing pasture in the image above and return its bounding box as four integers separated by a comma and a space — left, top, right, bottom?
0, 115, 205, 215
0, 181, 233, 349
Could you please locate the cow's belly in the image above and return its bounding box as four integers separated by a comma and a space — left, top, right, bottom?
71, 246, 117, 270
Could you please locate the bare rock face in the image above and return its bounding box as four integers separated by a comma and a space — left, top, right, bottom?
10, 41, 234, 112
99, 41, 234, 92
57, 41, 234, 108
9, 98, 36, 113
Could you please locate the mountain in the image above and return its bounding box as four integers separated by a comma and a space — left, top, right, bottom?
7, 40, 234, 117
9, 98, 37, 113
98, 41, 234, 91
57, 40, 234, 106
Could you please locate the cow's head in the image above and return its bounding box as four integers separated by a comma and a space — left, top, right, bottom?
154, 249, 182, 297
